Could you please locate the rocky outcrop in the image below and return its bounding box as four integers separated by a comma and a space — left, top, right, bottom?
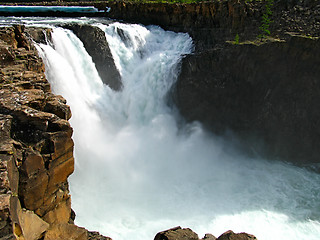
176, 35, 320, 164
25, 27, 52, 44
63, 23, 122, 91
105, 0, 320, 51
155, 226, 199, 240
105, 0, 261, 51
216, 230, 257, 240
0, 25, 108, 240
2, 0, 320, 50
0, 0, 265, 50
154, 227, 257, 240
94, 0, 320, 165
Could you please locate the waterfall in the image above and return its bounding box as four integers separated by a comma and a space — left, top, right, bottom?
30, 19, 320, 240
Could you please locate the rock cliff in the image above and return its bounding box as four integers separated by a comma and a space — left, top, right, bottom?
104, 0, 320, 164
176, 33, 320, 164
3, 0, 318, 238
105, 0, 320, 50
106, 0, 262, 51
0, 25, 109, 240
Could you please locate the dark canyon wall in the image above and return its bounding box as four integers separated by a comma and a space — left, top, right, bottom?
176, 35, 320, 164
105, 0, 320, 164
19, 0, 319, 164
105, 0, 320, 50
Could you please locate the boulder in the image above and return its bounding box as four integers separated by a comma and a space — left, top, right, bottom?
44, 223, 87, 240
14, 208, 49, 240
88, 231, 113, 240
25, 27, 52, 44
154, 227, 257, 240
202, 233, 217, 240
217, 230, 257, 240
154, 226, 199, 240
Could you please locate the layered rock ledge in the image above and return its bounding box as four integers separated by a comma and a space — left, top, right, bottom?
102, 0, 320, 165
105, 0, 320, 50
154, 226, 257, 240
0, 25, 109, 240
176, 35, 320, 164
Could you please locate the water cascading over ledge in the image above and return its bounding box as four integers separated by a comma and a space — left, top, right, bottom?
36, 20, 320, 240
0, 24, 100, 240
62, 23, 122, 91
0, 17, 320, 240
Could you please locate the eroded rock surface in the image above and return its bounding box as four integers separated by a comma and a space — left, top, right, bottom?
105, 0, 320, 50
176, 35, 320, 164
217, 230, 257, 240
0, 25, 107, 240
154, 227, 257, 240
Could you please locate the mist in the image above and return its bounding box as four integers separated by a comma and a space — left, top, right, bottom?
36, 21, 320, 240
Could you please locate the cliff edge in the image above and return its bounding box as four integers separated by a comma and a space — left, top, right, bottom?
0, 24, 256, 240
0, 25, 110, 240
105, 0, 320, 164
176, 35, 320, 164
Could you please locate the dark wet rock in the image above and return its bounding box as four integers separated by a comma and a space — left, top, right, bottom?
217, 230, 257, 240
175, 35, 320, 164
154, 227, 257, 240
154, 226, 199, 240
25, 27, 52, 44
63, 23, 122, 91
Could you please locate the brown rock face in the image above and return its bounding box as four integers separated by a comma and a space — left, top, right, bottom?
0, 25, 108, 240
44, 223, 87, 240
15, 207, 50, 240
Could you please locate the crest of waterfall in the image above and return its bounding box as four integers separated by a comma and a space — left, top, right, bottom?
8, 17, 320, 240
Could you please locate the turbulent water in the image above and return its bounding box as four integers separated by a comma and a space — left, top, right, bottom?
3, 17, 320, 240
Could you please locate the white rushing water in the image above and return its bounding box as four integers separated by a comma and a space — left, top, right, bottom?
28, 19, 320, 240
